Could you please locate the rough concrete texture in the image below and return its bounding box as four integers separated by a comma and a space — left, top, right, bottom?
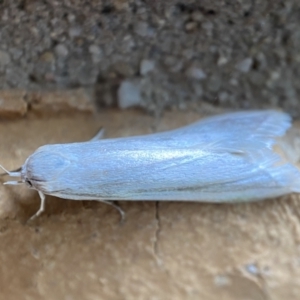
1, 107, 300, 300
1, 0, 300, 115
1, 0, 300, 298
0, 89, 94, 118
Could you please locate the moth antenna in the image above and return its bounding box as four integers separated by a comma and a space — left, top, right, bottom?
10, 167, 22, 173
3, 181, 23, 185
0, 164, 21, 177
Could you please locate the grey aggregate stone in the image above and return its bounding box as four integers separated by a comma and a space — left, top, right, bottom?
118, 79, 142, 109
0, 0, 299, 116
0, 50, 11, 66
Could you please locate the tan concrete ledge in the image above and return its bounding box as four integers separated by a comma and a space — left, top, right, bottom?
0, 108, 299, 300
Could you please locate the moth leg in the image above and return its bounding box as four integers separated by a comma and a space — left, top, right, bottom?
29, 191, 46, 221
95, 200, 125, 222
90, 127, 105, 141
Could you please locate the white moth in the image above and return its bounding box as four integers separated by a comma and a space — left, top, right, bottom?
1, 110, 300, 220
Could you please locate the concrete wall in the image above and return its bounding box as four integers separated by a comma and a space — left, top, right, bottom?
0, 0, 300, 115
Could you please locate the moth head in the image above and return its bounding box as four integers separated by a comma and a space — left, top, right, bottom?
0, 164, 37, 190
0, 149, 71, 192
0, 165, 24, 186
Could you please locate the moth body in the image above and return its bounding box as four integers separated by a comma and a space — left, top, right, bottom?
2, 110, 300, 219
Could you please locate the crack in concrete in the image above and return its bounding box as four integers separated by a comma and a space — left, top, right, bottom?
153, 201, 162, 262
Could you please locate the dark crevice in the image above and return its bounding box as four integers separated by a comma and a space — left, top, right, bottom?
154, 201, 161, 257
29, 74, 38, 83
101, 5, 115, 14
175, 3, 218, 16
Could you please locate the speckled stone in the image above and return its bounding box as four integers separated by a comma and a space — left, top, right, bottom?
0, 0, 299, 116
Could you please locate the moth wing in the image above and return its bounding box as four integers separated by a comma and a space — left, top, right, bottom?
154, 110, 291, 151
31, 110, 300, 201
99, 110, 290, 153
103, 110, 300, 198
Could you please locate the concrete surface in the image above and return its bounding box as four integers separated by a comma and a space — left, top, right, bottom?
0, 0, 300, 115
1, 108, 300, 300
1, 1, 300, 297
